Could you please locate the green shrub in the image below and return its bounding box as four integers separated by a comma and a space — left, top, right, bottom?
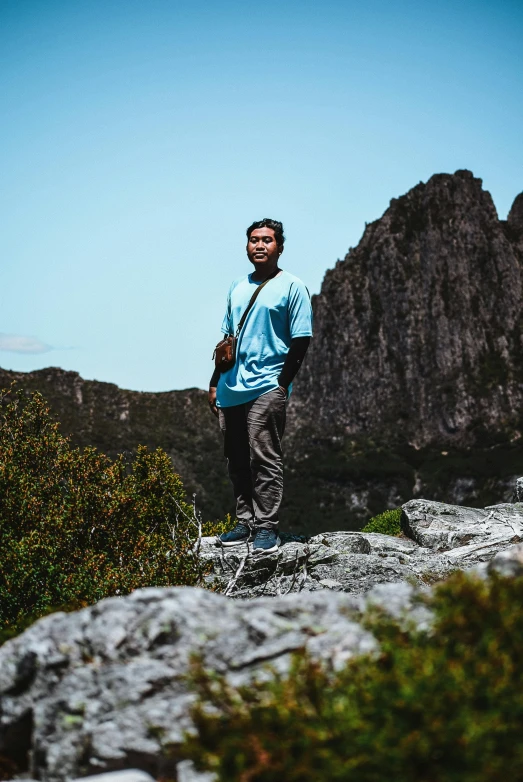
0, 386, 213, 634
202, 512, 235, 538
362, 506, 402, 535
181, 571, 523, 781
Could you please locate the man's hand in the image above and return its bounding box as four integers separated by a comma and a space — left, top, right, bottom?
208, 386, 219, 417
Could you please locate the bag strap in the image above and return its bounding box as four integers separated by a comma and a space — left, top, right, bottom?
234, 268, 281, 337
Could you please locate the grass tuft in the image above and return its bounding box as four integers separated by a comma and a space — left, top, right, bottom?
362, 507, 402, 535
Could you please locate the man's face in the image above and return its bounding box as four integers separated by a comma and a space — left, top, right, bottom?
246, 227, 281, 268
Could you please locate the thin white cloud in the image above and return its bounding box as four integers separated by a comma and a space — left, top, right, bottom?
0, 333, 54, 354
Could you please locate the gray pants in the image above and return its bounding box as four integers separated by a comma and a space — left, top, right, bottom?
218, 387, 287, 531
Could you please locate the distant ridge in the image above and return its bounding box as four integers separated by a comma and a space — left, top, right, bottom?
0, 366, 228, 522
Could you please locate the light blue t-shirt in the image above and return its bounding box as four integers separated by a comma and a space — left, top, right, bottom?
216, 269, 313, 408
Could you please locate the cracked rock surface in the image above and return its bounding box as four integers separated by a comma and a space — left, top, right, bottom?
201, 498, 523, 598
1, 493, 523, 780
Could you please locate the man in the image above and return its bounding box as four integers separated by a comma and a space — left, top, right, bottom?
209, 218, 312, 553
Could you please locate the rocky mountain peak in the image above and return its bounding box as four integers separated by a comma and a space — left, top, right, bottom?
291, 170, 523, 449
508, 191, 523, 230
507, 191, 523, 252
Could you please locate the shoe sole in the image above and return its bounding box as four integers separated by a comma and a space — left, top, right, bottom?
253, 537, 281, 555
217, 538, 252, 547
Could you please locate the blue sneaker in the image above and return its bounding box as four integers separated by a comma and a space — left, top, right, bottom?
253, 528, 281, 554
218, 522, 252, 547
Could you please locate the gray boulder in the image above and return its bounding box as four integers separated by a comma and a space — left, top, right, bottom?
401, 499, 523, 565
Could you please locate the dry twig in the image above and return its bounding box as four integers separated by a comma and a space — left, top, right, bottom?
298, 545, 311, 591
224, 548, 251, 596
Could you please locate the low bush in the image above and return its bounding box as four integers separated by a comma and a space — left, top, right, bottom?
181, 571, 523, 781
202, 513, 234, 538
0, 386, 217, 636
362, 506, 402, 535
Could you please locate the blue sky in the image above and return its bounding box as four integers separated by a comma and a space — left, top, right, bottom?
1, 0, 522, 391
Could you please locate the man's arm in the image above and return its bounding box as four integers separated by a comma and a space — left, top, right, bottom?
208, 361, 221, 418
278, 336, 311, 392
210, 283, 233, 417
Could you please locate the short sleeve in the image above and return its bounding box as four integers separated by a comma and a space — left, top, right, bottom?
288, 281, 313, 338
220, 282, 233, 335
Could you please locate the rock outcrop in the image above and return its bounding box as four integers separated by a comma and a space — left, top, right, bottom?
1, 492, 523, 781
201, 497, 523, 597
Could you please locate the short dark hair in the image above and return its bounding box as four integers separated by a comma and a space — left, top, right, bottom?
246, 218, 285, 251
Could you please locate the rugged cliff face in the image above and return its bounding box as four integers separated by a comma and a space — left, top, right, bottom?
291, 170, 523, 447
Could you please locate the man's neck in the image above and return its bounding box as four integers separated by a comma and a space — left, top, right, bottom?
251, 264, 280, 282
